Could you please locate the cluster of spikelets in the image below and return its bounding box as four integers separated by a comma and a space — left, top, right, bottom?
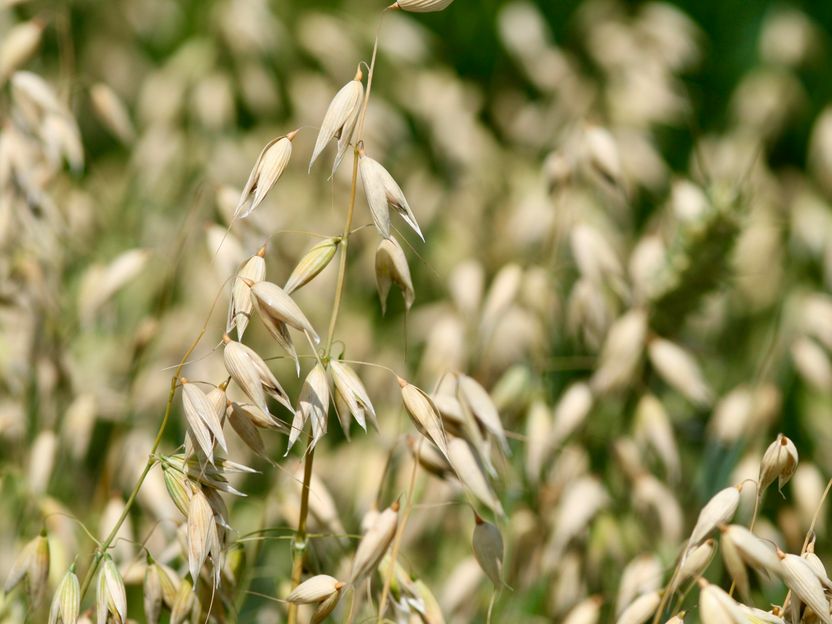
5, 0, 832, 622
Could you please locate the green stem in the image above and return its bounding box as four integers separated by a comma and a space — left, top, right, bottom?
77, 293, 217, 600
286, 17, 385, 624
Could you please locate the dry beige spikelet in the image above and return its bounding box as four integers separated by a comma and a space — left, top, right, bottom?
28, 429, 57, 495
790, 336, 832, 391
181, 380, 227, 463
399, 378, 449, 458
719, 526, 750, 601
286, 574, 343, 604
408, 435, 451, 477
227, 402, 268, 459
249, 280, 319, 373
359, 153, 423, 240
674, 538, 714, 589
5, 532, 49, 604
663, 614, 685, 624
634, 394, 680, 482
187, 488, 214, 584
375, 236, 414, 314
230, 401, 286, 431
778, 551, 832, 624
570, 222, 624, 287
472, 514, 504, 587
309, 69, 363, 173
647, 338, 712, 406
284, 238, 339, 294
288, 363, 330, 453
143, 562, 164, 624
170, 578, 195, 624
457, 374, 510, 455
687, 485, 741, 547
590, 309, 647, 394
391, 0, 456, 13
349, 501, 399, 584
525, 400, 551, 481
563, 596, 603, 624
329, 360, 377, 433
615, 590, 660, 624
49, 566, 80, 624
550, 382, 594, 448
227, 246, 266, 340
311, 588, 343, 623
0, 20, 42, 82
547, 476, 609, 563
223, 335, 293, 416
697, 579, 746, 623
720, 524, 783, 576
615, 555, 663, 618
759, 433, 798, 492
90, 83, 135, 144
96, 555, 126, 624
583, 124, 622, 185
447, 437, 503, 517
235, 131, 297, 219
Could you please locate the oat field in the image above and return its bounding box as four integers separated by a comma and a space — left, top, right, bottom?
2, 0, 832, 622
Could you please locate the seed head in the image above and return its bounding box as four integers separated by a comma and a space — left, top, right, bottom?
235, 133, 296, 219
375, 236, 414, 314
284, 238, 339, 294
759, 433, 799, 492
309, 74, 363, 174
472, 515, 504, 587
48, 566, 80, 624
359, 153, 423, 241
286, 574, 342, 604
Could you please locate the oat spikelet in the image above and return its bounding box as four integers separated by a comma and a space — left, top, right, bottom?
287, 363, 330, 454
759, 433, 799, 493
697, 579, 746, 623
187, 488, 214, 585
472, 514, 504, 587
590, 309, 647, 394
563, 596, 603, 624
360, 153, 423, 240
0, 21, 42, 82
647, 337, 713, 406
181, 380, 227, 462
330, 360, 377, 433
615, 590, 660, 624
448, 437, 504, 517
90, 83, 135, 144
96, 556, 126, 624
143, 562, 164, 624
687, 485, 741, 548
223, 335, 293, 415
350, 501, 400, 584
375, 236, 415, 314
286, 575, 343, 604
309, 69, 363, 174
170, 578, 196, 624
458, 374, 510, 455
284, 238, 339, 295
673, 538, 714, 589
721, 524, 782, 576
235, 131, 297, 219
227, 246, 266, 340
779, 551, 832, 624
399, 378, 449, 458
392, 0, 456, 12
49, 566, 80, 624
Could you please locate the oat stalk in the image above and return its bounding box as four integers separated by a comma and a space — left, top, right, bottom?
286, 15, 385, 624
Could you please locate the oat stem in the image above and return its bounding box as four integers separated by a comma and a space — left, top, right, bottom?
286, 17, 384, 624
77, 302, 216, 600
